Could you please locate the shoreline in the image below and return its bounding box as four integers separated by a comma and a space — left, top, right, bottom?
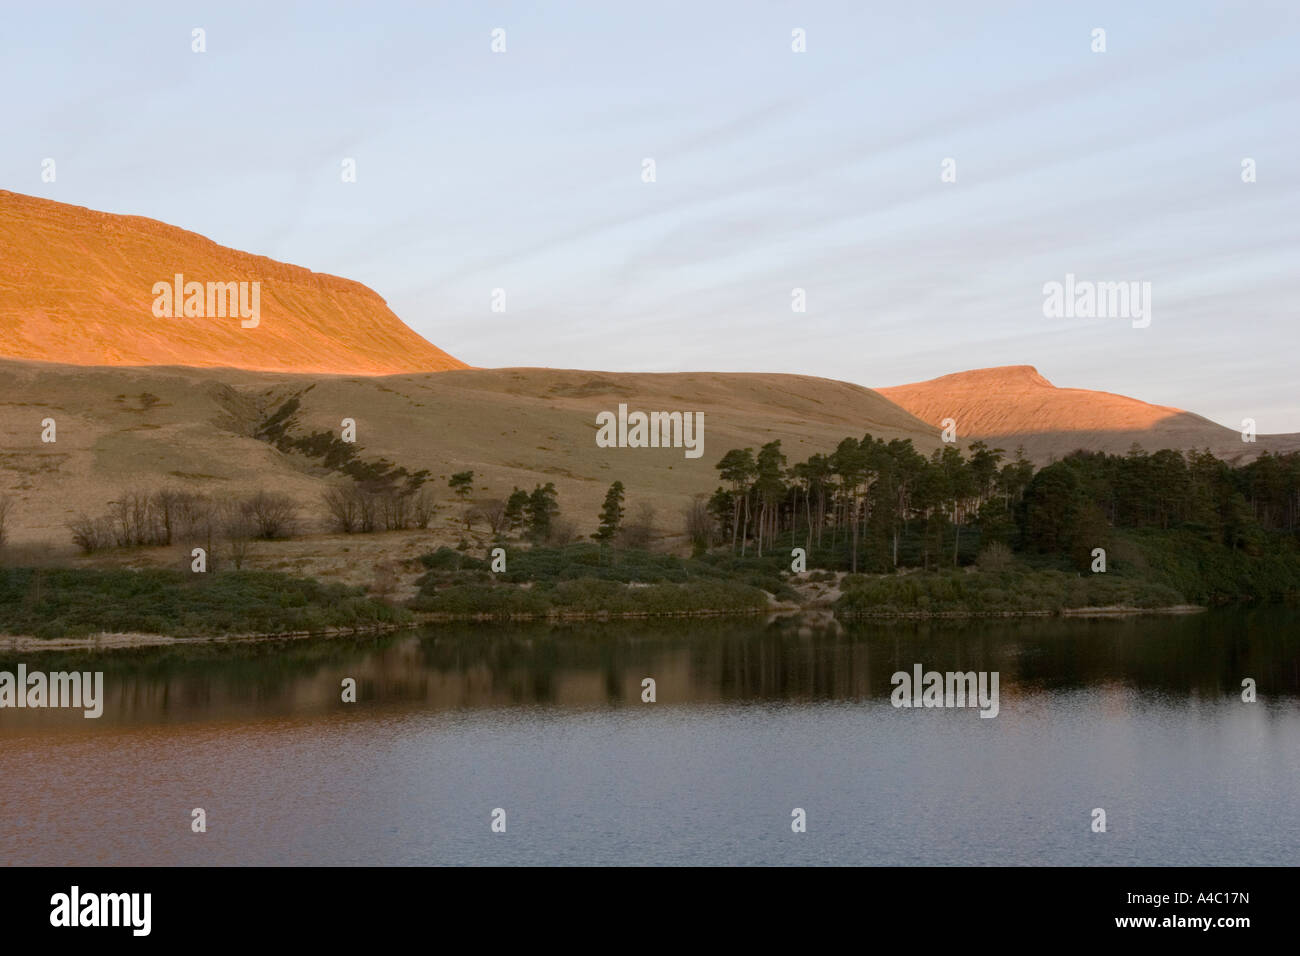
0, 620, 418, 653
0, 602, 1209, 653
839, 604, 1208, 620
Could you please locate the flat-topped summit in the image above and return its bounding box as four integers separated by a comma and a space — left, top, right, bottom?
0, 190, 464, 374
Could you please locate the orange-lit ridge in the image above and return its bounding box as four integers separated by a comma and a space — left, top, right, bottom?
877, 365, 1186, 436
0, 190, 465, 375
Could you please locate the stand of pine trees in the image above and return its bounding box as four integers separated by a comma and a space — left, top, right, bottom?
704, 437, 1300, 575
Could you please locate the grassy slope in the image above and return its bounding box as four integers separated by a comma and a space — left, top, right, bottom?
0, 360, 938, 550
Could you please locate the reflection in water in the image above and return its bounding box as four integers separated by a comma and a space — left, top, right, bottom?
1, 609, 1297, 866
2, 608, 1297, 728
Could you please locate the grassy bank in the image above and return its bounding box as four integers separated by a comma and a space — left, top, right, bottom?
6, 527, 1296, 640
835, 567, 1186, 617
0, 545, 777, 641
834, 529, 1300, 617
409, 544, 776, 618
0, 567, 410, 639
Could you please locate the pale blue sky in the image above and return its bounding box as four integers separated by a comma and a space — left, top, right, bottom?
4, 1, 1298, 429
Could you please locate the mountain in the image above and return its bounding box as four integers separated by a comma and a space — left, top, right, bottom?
2, 194, 1296, 553
876, 365, 1298, 462
0, 190, 464, 374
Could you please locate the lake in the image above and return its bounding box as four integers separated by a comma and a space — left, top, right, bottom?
2, 608, 1298, 866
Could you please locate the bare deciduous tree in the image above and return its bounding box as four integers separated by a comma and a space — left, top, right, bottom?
684, 494, 713, 552
153, 488, 190, 545
379, 490, 411, 531
324, 485, 429, 534
245, 490, 298, 539
357, 489, 378, 533
412, 489, 437, 529
323, 485, 361, 533
461, 504, 484, 531
480, 498, 508, 537
219, 498, 256, 569
108, 491, 154, 547
546, 518, 579, 546
174, 492, 215, 541
619, 502, 656, 551
68, 513, 108, 553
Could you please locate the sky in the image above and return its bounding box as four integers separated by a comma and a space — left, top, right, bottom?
3, 1, 1298, 430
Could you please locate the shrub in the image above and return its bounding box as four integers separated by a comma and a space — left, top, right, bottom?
976, 542, 1015, 572
683, 494, 714, 553
618, 502, 656, 551
68, 513, 114, 554
370, 560, 400, 599
0, 567, 410, 639
834, 566, 1188, 617
412, 489, 436, 529
323, 485, 362, 533
245, 490, 298, 539
418, 547, 488, 572
219, 497, 256, 569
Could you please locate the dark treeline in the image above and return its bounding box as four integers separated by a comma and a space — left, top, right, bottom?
256, 396, 431, 494
702, 437, 1300, 573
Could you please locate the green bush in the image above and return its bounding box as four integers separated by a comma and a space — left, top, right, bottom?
408, 576, 767, 618
835, 566, 1183, 617
0, 568, 410, 639
409, 543, 775, 617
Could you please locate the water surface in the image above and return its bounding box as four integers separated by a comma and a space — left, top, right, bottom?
2, 609, 1297, 865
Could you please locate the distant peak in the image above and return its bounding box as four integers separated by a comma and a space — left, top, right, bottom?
893, 365, 1055, 390
985, 365, 1053, 387
875, 364, 1189, 438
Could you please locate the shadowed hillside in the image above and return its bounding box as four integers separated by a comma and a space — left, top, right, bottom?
0, 359, 938, 547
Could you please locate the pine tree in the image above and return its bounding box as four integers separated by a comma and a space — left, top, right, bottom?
715, 448, 757, 555
504, 488, 529, 533
448, 471, 475, 498
593, 481, 626, 545
526, 482, 559, 542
